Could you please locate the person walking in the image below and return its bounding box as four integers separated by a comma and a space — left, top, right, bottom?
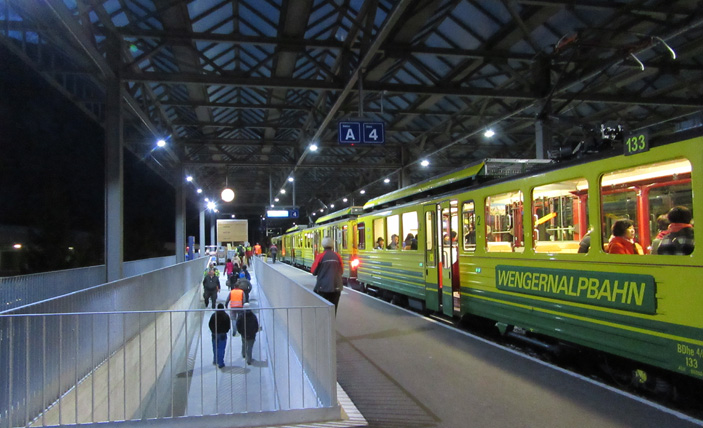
311, 237, 344, 314
270, 243, 278, 263
225, 282, 245, 333
245, 244, 253, 266
224, 258, 234, 279
236, 303, 259, 365
235, 272, 252, 303
208, 303, 230, 368
202, 268, 220, 309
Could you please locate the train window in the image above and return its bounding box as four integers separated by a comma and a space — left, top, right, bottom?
387, 215, 400, 249
601, 158, 692, 254
373, 218, 385, 249
357, 222, 366, 250
342, 225, 348, 250
462, 201, 476, 253
485, 191, 523, 253
532, 178, 588, 254
402, 212, 419, 250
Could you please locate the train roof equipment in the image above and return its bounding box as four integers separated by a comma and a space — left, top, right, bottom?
363, 158, 551, 210
285, 225, 307, 233
316, 206, 364, 224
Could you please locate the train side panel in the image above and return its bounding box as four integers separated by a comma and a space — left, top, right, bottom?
456, 136, 703, 380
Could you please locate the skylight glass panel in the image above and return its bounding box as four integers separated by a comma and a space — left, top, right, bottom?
192, 3, 232, 33
438, 19, 479, 50
112, 11, 129, 27
240, 3, 276, 37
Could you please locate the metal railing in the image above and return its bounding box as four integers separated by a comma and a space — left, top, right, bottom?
0, 305, 334, 428
1, 257, 340, 427
1, 256, 178, 313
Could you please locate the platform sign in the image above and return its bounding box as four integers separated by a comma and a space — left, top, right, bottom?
338, 121, 385, 144
363, 122, 385, 144
338, 122, 362, 144
266, 209, 300, 219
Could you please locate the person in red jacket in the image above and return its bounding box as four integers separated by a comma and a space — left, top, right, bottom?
311, 237, 343, 314
607, 219, 643, 255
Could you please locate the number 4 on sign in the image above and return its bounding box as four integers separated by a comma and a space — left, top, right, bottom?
363, 122, 385, 144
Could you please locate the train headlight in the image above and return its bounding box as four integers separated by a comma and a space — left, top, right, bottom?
350, 258, 360, 268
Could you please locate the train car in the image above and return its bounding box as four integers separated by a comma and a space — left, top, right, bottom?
350, 129, 702, 385
285, 225, 308, 268
354, 201, 425, 303
314, 207, 363, 283
275, 225, 305, 265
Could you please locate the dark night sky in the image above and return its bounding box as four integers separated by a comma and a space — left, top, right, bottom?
0, 44, 199, 265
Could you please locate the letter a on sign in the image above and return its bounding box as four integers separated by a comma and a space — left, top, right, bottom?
345, 128, 356, 141
338, 122, 362, 144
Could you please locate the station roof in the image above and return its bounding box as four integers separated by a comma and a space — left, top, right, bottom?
2, 1, 702, 221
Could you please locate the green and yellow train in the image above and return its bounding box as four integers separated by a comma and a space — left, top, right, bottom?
274, 129, 702, 385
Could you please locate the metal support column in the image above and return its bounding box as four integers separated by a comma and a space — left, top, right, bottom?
175, 165, 185, 262
105, 34, 123, 282
199, 209, 205, 258
533, 57, 552, 160
210, 212, 216, 246
535, 119, 551, 160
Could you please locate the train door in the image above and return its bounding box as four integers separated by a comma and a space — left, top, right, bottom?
439, 201, 458, 316
423, 204, 440, 311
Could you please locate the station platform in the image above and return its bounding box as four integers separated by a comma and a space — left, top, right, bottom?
192, 261, 367, 427
265, 260, 703, 428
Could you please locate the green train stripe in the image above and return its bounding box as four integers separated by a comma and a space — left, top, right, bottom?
464, 288, 703, 345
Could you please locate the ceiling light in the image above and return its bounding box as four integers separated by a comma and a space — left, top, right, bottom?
330, 204, 335, 208
280, 189, 286, 194
343, 198, 348, 202
310, 144, 318, 151
274, 197, 279, 202
186, 175, 193, 182
420, 160, 429, 167
384, 178, 390, 183
197, 188, 202, 194
484, 129, 495, 138
288, 177, 294, 182
221, 188, 235, 202
319, 208, 324, 212
206, 201, 216, 211
360, 190, 366, 194
157, 139, 166, 147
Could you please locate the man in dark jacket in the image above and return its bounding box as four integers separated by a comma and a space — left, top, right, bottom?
311, 237, 343, 314
236, 303, 259, 365
202, 268, 220, 309
208, 303, 230, 368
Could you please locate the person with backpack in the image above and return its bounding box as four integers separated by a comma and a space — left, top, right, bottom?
236, 303, 259, 365
657, 206, 694, 255
235, 271, 252, 303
